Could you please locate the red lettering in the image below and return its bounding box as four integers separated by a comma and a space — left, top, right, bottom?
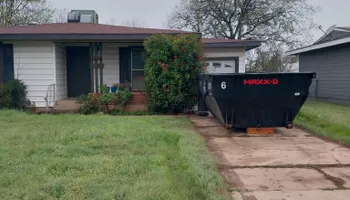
244, 80, 252, 85
243, 79, 279, 85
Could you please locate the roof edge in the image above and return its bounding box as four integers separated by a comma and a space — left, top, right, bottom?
203, 41, 261, 51
0, 32, 201, 41
285, 37, 350, 56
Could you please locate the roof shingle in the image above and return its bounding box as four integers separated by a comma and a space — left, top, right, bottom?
0, 23, 192, 34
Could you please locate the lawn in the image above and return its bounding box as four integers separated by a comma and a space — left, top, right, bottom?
295, 100, 350, 145
0, 110, 228, 200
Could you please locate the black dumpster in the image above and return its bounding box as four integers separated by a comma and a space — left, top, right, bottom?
197, 72, 316, 129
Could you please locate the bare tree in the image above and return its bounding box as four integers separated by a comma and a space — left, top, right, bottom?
53, 8, 70, 23
246, 45, 298, 72
121, 19, 144, 27
168, 0, 319, 48
0, 0, 54, 27
106, 18, 145, 27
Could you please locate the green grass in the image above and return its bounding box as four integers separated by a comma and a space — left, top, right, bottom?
0, 110, 229, 200
295, 100, 350, 145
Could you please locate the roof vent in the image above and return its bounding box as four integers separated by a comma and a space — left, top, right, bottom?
67, 11, 81, 23
80, 14, 94, 23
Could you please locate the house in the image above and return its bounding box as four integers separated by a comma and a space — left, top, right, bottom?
0, 10, 261, 108
285, 25, 350, 105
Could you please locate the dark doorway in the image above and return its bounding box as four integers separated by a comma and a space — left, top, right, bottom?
0, 44, 14, 84
66, 46, 91, 97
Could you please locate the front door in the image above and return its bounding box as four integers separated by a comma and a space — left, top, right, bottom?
131, 48, 145, 91
66, 47, 91, 97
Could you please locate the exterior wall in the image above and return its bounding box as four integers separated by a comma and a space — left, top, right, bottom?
13, 42, 55, 107
55, 44, 67, 101
101, 43, 143, 86
299, 43, 350, 104
102, 43, 120, 85
204, 47, 246, 73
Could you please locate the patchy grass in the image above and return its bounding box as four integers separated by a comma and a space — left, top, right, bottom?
0, 110, 229, 200
295, 100, 350, 145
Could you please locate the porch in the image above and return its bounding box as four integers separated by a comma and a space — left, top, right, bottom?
47, 92, 147, 113
45, 41, 146, 108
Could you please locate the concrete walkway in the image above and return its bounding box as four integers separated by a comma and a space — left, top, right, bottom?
189, 116, 350, 200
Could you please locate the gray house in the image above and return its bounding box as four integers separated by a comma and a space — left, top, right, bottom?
286, 26, 350, 105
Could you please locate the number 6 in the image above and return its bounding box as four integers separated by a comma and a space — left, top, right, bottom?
221, 82, 226, 89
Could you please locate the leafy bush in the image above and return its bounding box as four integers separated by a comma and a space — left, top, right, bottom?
99, 93, 118, 113
79, 88, 133, 115
76, 94, 88, 104
100, 84, 110, 94
0, 80, 29, 109
115, 88, 133, 109
143, 34, 205, 113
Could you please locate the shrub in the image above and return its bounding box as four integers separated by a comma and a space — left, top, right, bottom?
79, 94, 100, 115
0, 80, 29, 109
76, 94, 88, 104
78, 88, 133, 115
143, 34, 205, 113
100, 84, 110, 94
115, 88, 133, 109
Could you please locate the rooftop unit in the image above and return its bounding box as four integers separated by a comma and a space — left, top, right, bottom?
67, 10, 99, 24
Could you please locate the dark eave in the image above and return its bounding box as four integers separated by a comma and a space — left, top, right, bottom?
203, 41, 261, 51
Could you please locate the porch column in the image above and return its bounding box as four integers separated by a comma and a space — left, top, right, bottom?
90, 42, 104, 93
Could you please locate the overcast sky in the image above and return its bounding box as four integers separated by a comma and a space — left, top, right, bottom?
49, 0, 350, 42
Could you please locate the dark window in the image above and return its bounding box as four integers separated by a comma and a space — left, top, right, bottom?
213, 63, 221, 68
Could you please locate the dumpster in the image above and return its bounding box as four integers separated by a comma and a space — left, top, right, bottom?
197, 72, 316, 129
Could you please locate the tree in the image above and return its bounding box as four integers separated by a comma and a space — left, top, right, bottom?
106, 18, 145, 27
246, 46, 298, 72
168, 0, 318, 48
0, 0, 54, 27
53, 8, 70, 23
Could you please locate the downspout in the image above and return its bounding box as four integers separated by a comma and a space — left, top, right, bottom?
89, 43, 94, 93
99, 42, 104, 89
94, 43, 99, 93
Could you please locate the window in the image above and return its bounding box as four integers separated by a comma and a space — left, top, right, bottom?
213, 63, 222, 68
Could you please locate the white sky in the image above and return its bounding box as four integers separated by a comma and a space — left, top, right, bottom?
49, 0, 350, 42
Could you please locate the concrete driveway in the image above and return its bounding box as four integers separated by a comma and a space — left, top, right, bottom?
189, 116, 350, 200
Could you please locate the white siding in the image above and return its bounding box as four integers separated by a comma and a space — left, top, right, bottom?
14, 42, 55, 107
204, 47, 246, 73
55, 44, 67, 101
101, 43, 143, 86
102, 43, 119, 85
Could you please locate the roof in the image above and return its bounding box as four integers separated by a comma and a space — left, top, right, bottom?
202, 38, 261, 50
0, 23, 261, 50
286, 25, 350, 55
285, 36, 350, 56
0, 23, 194, 40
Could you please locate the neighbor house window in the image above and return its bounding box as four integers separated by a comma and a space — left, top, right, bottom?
213, 63, 222, 68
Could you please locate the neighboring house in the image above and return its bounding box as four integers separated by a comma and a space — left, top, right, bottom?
0, 10, 261, 108
286, 26, 350, 105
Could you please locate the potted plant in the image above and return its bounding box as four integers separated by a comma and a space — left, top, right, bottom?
111, 83, 118, 93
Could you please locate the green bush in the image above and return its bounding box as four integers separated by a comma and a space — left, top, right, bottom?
143, 34, 205, 113
79, 88, 133, 115
116, 88, 133, 109
0, 80, 29, 109
76, 94, 88, 104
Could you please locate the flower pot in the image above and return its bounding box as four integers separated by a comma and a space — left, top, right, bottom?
111, 87, 117, 93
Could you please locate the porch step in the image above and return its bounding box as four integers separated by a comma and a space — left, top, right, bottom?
130, 92, 148, 104
53, 99, 80, 113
